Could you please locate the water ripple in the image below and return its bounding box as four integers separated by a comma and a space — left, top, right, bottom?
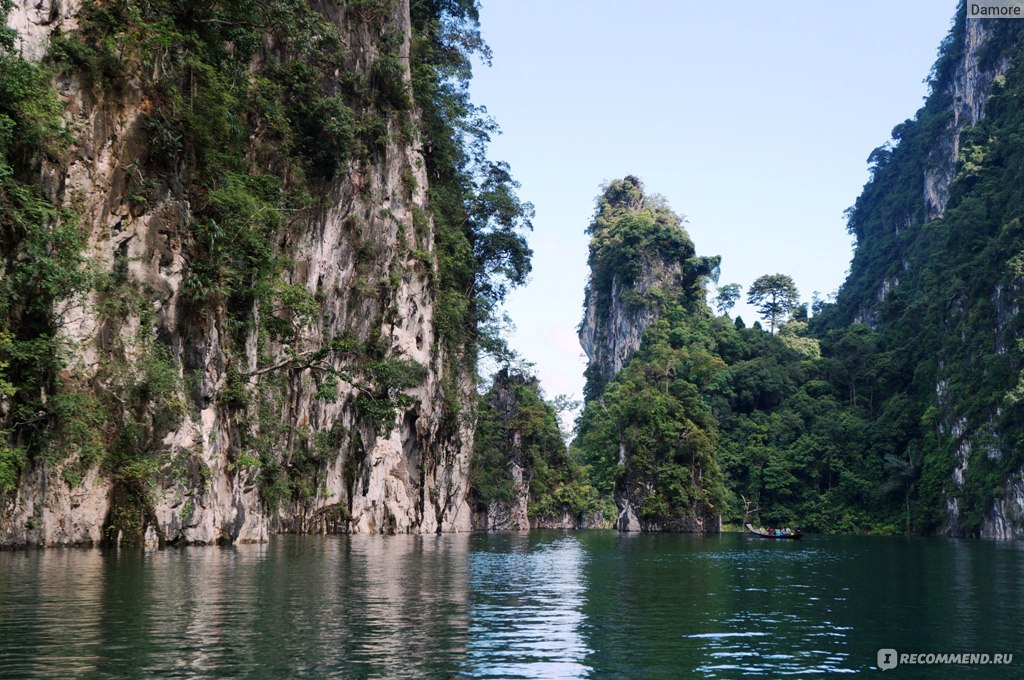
0, 533, 1021, 678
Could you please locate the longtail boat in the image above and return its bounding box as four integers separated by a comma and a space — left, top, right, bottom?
746, 523, 802, 540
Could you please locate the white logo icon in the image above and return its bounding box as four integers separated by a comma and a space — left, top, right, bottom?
877, 649, 898, 670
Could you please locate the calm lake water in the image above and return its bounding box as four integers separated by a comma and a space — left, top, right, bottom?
0, 532, 1021, 678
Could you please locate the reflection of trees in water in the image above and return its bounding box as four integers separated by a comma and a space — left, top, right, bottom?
336, 533, 473, 677
578, 533, 854, 676
1, 535, 592, 677
102, 543, 273, 675
0, 537, 476, 677
0, 549, 106, 676
224, 534, 475, 677
4, 535, 1024, 677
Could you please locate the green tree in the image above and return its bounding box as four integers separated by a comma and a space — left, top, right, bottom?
577, 316, 729, 529
747, 274, 799, 333
714, 283, 742, 315
472, 369, 598, 520
409, 1, 534, 363
880, 447, 922, 535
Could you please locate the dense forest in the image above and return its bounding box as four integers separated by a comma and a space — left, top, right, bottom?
4, 0, 1024, 542
565, 177, 899, 533
475, 8, 1024, 538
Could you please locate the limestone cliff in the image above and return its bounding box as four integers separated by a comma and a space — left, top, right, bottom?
470, 369, 598, 530
846, 16, 1017, 329
923, 18, 1014, 221
0, 0, 494, 545
833, 7, 1024, 538
576, 177, 723, 533
579, 261, 673, 401
578, 176, 715, 401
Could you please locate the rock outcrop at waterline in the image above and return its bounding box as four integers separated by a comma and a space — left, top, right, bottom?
576, 177, 725, 533
469, 369, 600, 530
0, 0, 476, 546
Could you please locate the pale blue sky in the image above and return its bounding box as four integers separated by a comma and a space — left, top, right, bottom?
469, 0, 960, 400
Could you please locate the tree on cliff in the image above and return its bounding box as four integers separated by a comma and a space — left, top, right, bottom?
471, 369, 599, 523
576, 317, 729, 529
747, 274, 799, 333
714, 283, 742, 315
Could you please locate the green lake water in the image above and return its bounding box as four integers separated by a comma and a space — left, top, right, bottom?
0, 532, 1020, 678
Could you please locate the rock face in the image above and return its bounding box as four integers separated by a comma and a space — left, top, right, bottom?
481, 451, 529, 532
922, 23, 1024, 539
932, 22, 1024, 540
923, 19, 1013, 221
837, 12, 1024, 538
579, 261, 678, 398
578, 176, 695, 400
577, 176, 722, 533
850, 19, 1017, 329
0, 0, 474, 546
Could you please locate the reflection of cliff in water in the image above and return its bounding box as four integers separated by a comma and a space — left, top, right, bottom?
336, 534, 473, 676
2, 534, 1024, 677
0, 536, 475, 677
463, 532, 592, 677
0, 549, 107, 677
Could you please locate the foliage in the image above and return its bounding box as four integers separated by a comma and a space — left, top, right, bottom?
577, 311, 730, 527
0, 2, 94, 491
574, 14, 1024, 536
355, 358, 427, 437
747, 274, 799, 334
576, 179, 729, 528
585, 176, 714, 311
711, 318, 898, 531
572, 171, 955, 534
581, 176, 720, 400
0, 441, 24, 492
810, 11, 1024, 534
472, 368, 600, 519
0, 0, 537, 523
714, 283, 742, 316
409, 0, 534, 370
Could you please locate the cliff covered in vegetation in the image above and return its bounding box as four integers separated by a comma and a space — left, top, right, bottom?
571, 8, 1024, 538
0, 0, 532, 546
818, 10, 1024, 537
576, 177, 726, 532
469, 368, 599, 530
9, 0, 1024, 545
